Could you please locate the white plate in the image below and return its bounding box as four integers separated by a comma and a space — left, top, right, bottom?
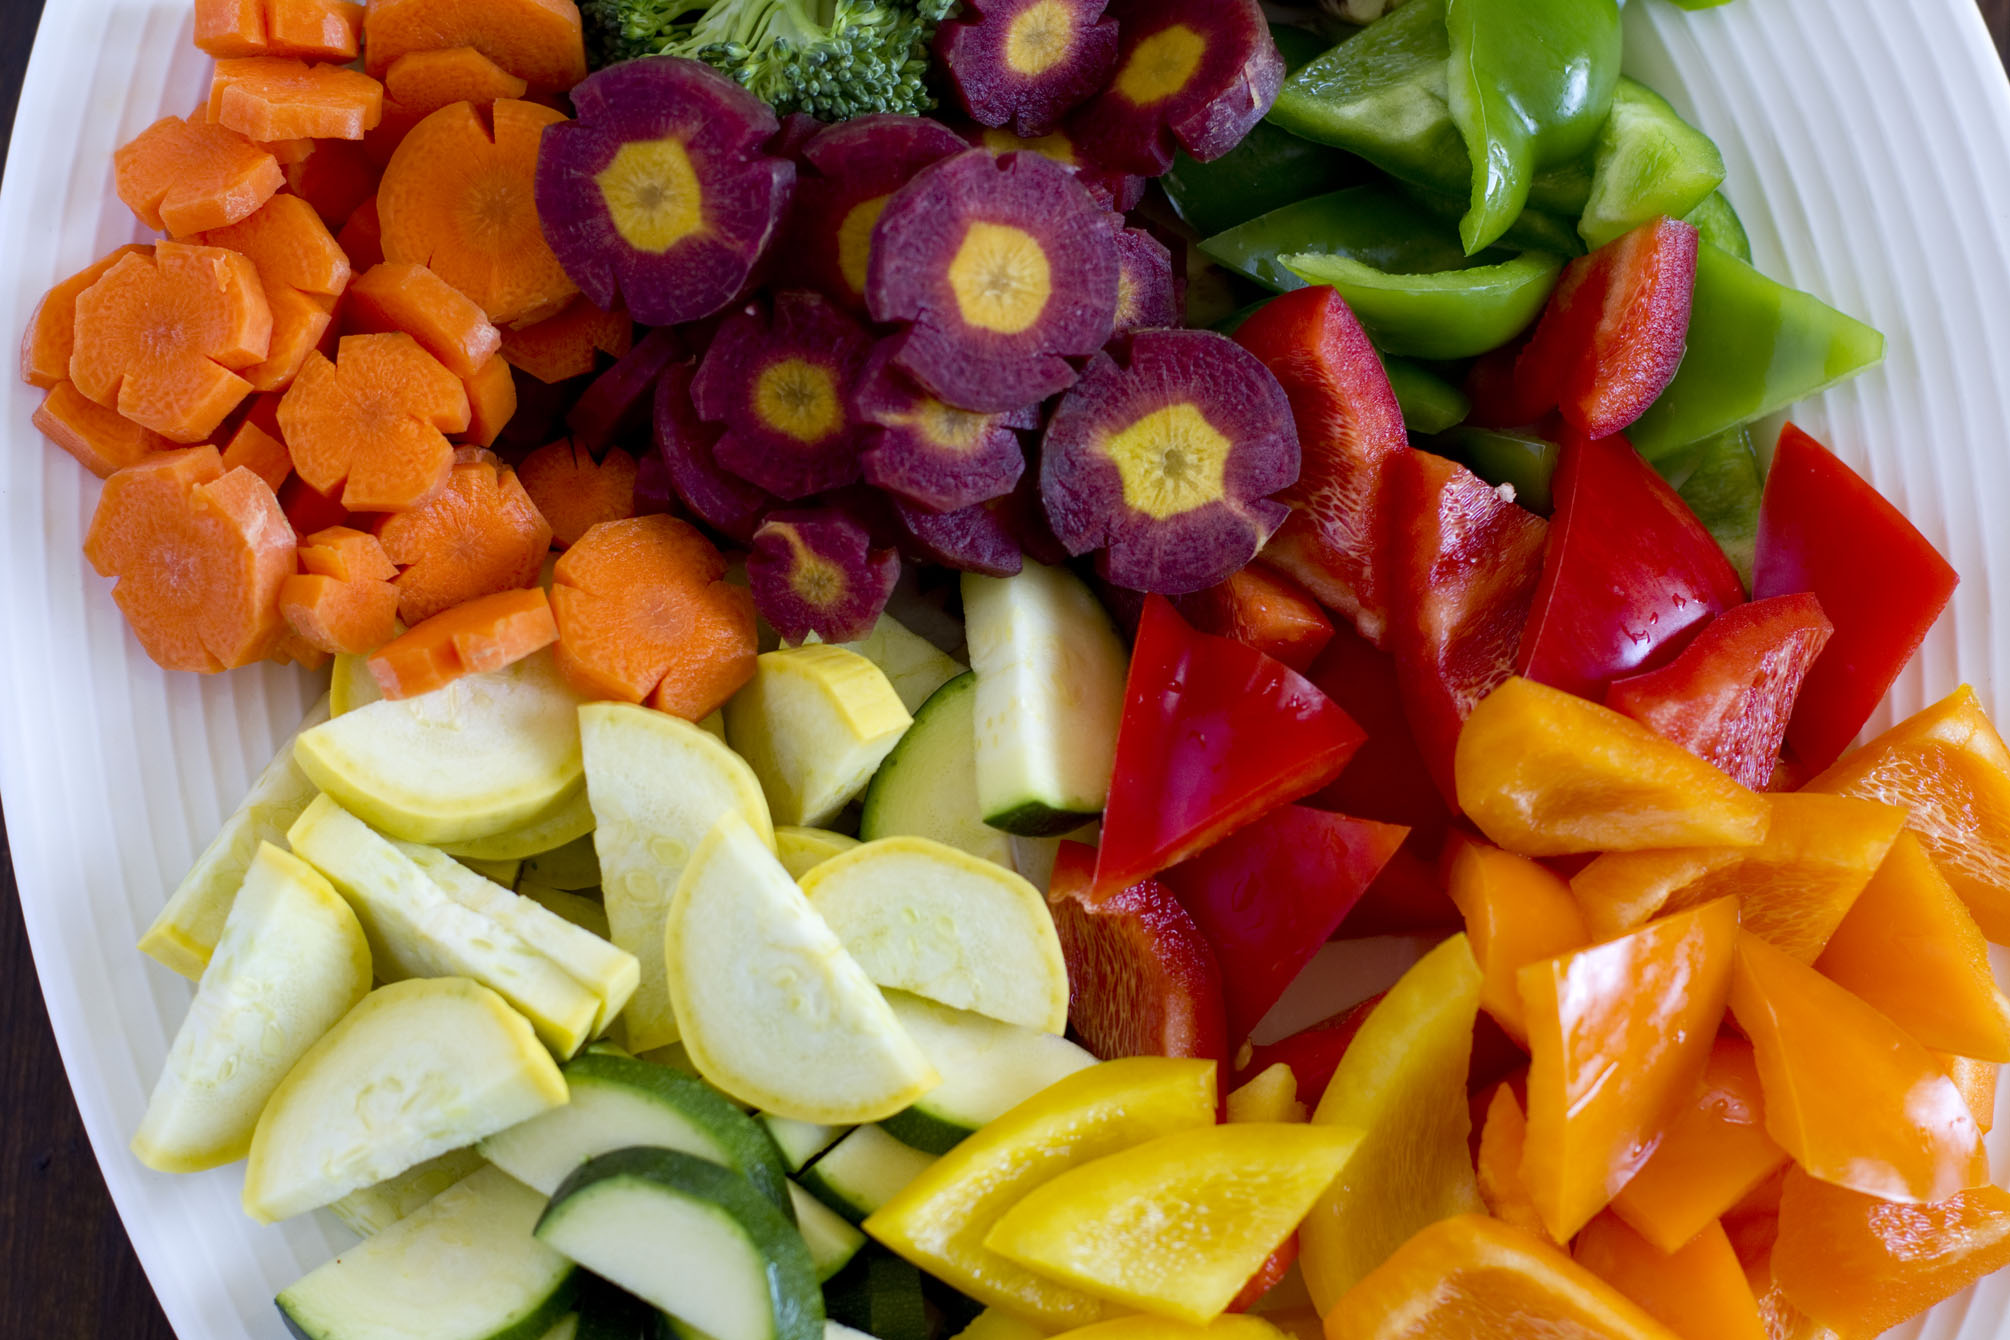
4, 1, 2010, 1335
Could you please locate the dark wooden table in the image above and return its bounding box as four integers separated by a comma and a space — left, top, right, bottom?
6, 1, 2010, 1331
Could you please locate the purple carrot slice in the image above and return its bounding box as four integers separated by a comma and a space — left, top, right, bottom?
1070, 0, 1285, 177
566, 325, 684, 455
868, 147, 1119, 413
1041, 328, 1299, 594
654, 359, 779, 542
783, 114, 969, 313
690, 292, 873, 500
963, 122, 1145, 212
634, 444, 674, 516
750, 508, 902, 643
891, 495, 1025, 578
1111, 225, 1180, 339
854, 342, 1035, 513
936, 0, 1121, 138
536, 57, 795, 326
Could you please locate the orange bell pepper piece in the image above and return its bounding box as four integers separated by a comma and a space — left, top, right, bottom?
1574, 1214, 1767, 1340
1569, 794, 1906, 960
1518, 897, 1739, 1242
1774, 1167, 2010, 1339
1806, 685, 2010, 943
1455, 677, 1770, 856
1322, 1215, 1679, 1340
1475, 1084, 1553, 1246
1742, 1243, 1843, 1340
1608, 1038, 1789, 1254
1935, 1051, 1999, 1133
1446, 840, 1590, 1044
1729, 931, 1987, 1203
1816, 831, 2010, 1061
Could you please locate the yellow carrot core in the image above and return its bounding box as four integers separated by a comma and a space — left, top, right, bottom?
1117, 25, 1206, 107
1006, 1, 1079, 76
1105, 403, 1233, 520
837, 195, 892, 298
595, 137, 705, 254
947, 221, 1053, 335
754, 358, 844, 443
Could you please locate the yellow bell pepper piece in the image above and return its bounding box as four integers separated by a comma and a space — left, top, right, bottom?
1226, 1063, 1306, 1124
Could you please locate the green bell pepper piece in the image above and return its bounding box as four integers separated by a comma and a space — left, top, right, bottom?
1282, 250, 1563, 360
1384, 356, 1472, 434
1445, 0, 1623, 254
1628, 243, 1885, 459
1269, 0, 1596, 217
1657, 426, 1763, 587
1683, 191, 1752, 264
1199, 185, 1480, 293
1402, 182, 1585, 257
1436, 426, 1561, 512
1579, 77, 1726, 248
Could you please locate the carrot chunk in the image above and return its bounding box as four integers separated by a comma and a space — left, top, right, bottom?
518, 439, 638, 548
208, 58, 384, 143
219, 417, 293, 492
280, 472, 350, 534
383, 47, 529, 117
550, 514, 758, 719
277, 331, 468, 511
33, 381, 170, 477
258, 136, 317, 166
367, 586, 559, 697
71, 243, 272, 443
83, 446, 296, 672
285, 138, 379, 226
239, 285, 334, 392
337, 196, 384, 269
498, 295, 633, 384
196, 0, 364, 61
280, 570, 400, 654
114, 116, 284, 237
362, 0, 588, 93
20, 244, 151, 389
196, 193, 352, 298
297, 524, 397, 581
344, 261, 501, 378
379, 99, 578, 326
375, 454, 551, 623
460, 353, 518, 448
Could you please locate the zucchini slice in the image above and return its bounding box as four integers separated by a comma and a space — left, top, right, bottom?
798, 1127, 936, 1224
790, 1183, 867, 1281
860, 674, 1014, 870
878, 994, 1096, 1156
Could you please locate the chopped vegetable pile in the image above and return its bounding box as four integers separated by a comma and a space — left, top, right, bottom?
21, 0, 2010, 1338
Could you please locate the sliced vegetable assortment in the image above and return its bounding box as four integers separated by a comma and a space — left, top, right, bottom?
30, 1, 2010, 1338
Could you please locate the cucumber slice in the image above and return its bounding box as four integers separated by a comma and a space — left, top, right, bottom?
521, 833, 602, 890
962, 564, 1127, 837
878, 994, 1096, 1156
280, 1164, 576, 1340
775, 827, 861, 881
798, 1127, 936, 1223
138, 694, 331, 979
290, 796, 606, 1057
581, 702, 776, 1054
823, 1253, 929, 1340
800, 838, 1068, 1034
725, 647, 914, 828
244, 978, 567, 1223
329, 1148, 487, 1239
537, 1148, 824, 1340
442, 788, 598, 863
480, 1051, 792, 1214
790, 1183, 867, 1281
133, 843, 372, 1173
860, 675, 1013, 870
665, 813, 937, 1124
762, 1115, 848, 1172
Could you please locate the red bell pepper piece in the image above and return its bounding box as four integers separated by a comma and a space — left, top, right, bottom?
1517, 429, 1746, 701
1234, 285, 1411, 645
1385, 449, 1549, 810
1093, 596, 1365, 896
1754, 423, 1959, 771
1234, 992, 1385, 1109
1172, 560, 1336, 674
1606, 593, 1835, 790
1049, 840, 1229, 1063
1161, 804, 1408, 1044
1508, 217, 1699, 440
1227, 1237, 1301, 1313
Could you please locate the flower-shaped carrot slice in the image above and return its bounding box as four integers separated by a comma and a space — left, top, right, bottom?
375, 453, 551, 623
278, 331, 469, 511
114, 115, 284, 237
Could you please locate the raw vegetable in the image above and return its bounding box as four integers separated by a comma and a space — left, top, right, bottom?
1578, 1216, 1767, 1340
724, 645, 912, 827
502, 298, 637, 384
368, 587, 561, 698
196, 0, 365, 62
877, 992, 1096, 1155
1108, 227, 1178, 340
783, 114, 967, 316
345, 261, 502, 381
537, 56, 795, 327
1444, 840, 1588, 1044
279, 332, 468, 512
381, 44, 531, 115
376, 453, 552, 624
858, 673, 1014, 868
793, 1185, 869, 1279
854, 344, 1034, 514
20, 242, 151, 390
242, 976, 567, 1222
519, 441, 639, 549
280, 532, 402, 658
1281, 249, 1562, 362
693, 294, 872, 499
325, 1146, 485, 1239
363, 0, 589, 92
442, 787, 595, 863
1170, 563, 1334, 675
935, 0, 1117, 138
196, 192, 351, 391
113, 114, 284, 237
656, 360, 781, 542
207, 56, 385, 142
1579, 78, 1726, 249
776, 827, 859, 879
893, 499, 1024, 580
801, 1127, 937, 1221
565, 326, 684, 454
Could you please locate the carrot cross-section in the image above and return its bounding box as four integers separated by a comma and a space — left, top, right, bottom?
374, 453, 552, 623
278, 330, 469, 512
114, 115, 284, 237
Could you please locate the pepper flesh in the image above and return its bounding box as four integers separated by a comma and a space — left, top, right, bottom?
1444, 839, 1589, 1044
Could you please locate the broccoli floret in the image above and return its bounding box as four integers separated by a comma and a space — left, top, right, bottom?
581, 0, 958, 121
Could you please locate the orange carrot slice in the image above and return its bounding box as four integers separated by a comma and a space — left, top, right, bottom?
278, 331, 469, 511
20, 244, 152, 389
518, 438, 638, 548
33, 381, 169, 478
367, 586, 558, 698
196, 0, 364, 61
498, 295, 633, 384
196, 193, 352, 298
362, 0, 588, 93
219, 417, 293, 492
279, 569, 400, 654
114, 116, 284, 237
280, 471, 350, 534
71, 243, 272, 443
83, 446, 296, 672
344, 261, 500, 378
379, 99, 577, 325
285, 138, 379, 226
337, 196, 384, 269
298, 523, 398, 581
208, 57, 386, 142
551, 514, 758, 719
239, 285, 334, 392
384, 46, 529, 117
461, 353, 518, 448
375, 454, 551, 623
268, 626, 333, 669
258, 136, 317, 166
